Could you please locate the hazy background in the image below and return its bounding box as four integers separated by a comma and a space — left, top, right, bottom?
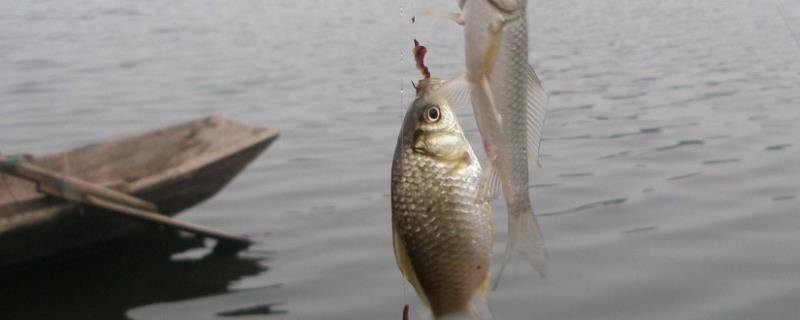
1, 0, 800, 319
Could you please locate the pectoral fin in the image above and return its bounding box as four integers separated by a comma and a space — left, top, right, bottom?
432, 74, 472, 110
422, 9, 464, 25
477, 160, 502, 202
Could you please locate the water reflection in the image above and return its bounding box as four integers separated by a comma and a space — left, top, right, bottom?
217, 301, 287, 317
0, 231, 268, 320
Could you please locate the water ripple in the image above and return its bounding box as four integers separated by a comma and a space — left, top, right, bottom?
540, 198, 627, 217
622, 226, 657, 235
654, 139, 705, 151
702, 158, 741, 165
666, 172, 702, 181
597, 151, 631, 160
765, 144, 792, 151
558, 172, 593, 178
772, 195, 796, 202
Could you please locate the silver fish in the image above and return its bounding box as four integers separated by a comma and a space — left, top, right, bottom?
392, 78, 493, 319
433, 0, 549, 287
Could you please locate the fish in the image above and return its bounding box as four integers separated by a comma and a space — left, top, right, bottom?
391, 77, 494, 319
431, 0, 550, 287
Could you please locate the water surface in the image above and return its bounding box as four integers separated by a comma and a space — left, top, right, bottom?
1, 0, 800, 319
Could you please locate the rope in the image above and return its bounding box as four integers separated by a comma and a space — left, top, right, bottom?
0, 151, 20, 204
1, 172, 19, 204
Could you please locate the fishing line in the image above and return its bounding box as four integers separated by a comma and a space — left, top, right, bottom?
398, 0, 422, 312
412, 0, 418, 36
400, 1, 406, 121
776, 0, 800, 50
400, 0, 420, 121
398, 0, 414, 308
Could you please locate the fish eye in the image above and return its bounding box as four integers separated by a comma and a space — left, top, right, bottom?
424, 106, 441, 123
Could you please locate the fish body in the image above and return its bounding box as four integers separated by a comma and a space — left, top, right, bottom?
438, 0, 549, 285
392, 78, 493, 319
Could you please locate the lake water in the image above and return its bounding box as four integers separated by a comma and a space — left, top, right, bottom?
1, 0, 800, 319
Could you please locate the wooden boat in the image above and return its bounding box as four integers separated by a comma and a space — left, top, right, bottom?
0, 115, 279, 269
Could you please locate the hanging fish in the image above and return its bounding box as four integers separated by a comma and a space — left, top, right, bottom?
431, 0, 550, 287
392, 77, 493, 319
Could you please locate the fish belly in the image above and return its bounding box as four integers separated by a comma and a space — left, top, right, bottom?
392, 154, 491, 318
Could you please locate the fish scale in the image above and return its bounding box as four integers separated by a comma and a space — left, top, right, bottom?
393, 152, 489, 315
492, 14, 532, 209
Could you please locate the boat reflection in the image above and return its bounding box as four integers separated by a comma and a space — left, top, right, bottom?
0, 230, 270, 320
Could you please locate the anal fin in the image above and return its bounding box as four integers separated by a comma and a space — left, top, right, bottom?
524, 64, 549, 167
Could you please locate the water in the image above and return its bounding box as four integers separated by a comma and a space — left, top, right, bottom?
1, 0, 800, 319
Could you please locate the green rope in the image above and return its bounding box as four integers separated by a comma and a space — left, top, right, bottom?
0, 155, 25, 170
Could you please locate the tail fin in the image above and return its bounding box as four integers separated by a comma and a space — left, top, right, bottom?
493, 205, 547, 290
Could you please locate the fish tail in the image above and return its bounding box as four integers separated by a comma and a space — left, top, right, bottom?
493, 204, 547, 290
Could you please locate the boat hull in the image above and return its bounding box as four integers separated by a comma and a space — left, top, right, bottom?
0, 115, 278, 269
